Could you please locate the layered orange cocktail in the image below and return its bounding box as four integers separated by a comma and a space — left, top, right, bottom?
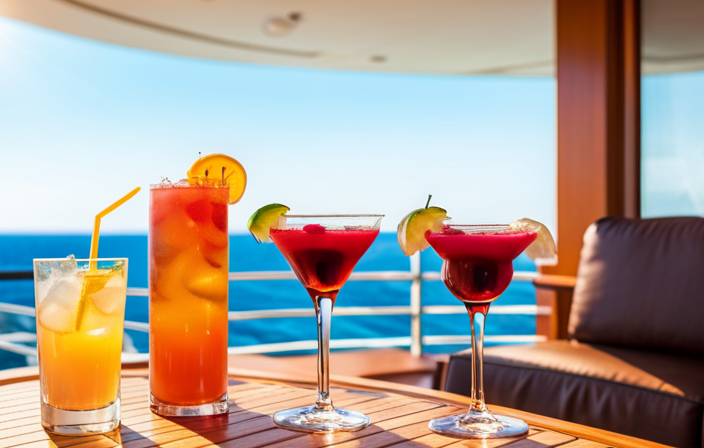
148, 154, 246, 416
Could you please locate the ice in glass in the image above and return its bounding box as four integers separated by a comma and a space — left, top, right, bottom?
34, 257, 128, 435
148, 182, 230, 415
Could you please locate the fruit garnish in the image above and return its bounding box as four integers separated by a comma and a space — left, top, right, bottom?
303, 224, 325, 234
510, 218, 557, 265
182, 259, 229, 301
187, 153, 247, 204
75, 270, 114, 330
397, 196, 449, 256
247, 203, 290, 243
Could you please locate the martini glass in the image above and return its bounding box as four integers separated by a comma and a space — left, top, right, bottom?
426, 224, 537, 439
269, 214, 383, 433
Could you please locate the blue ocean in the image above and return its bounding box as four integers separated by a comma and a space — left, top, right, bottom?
0, 234, 537, 370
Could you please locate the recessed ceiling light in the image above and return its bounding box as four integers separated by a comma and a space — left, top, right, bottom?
263, 12, 302, 38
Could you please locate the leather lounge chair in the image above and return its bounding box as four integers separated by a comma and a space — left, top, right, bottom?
442, 216, 704, 448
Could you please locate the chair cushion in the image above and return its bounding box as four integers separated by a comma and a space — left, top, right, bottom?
445, 341, 704, 448
569, 216, 704, 356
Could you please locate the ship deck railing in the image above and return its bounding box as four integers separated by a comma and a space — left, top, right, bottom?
0, 254, 549, 361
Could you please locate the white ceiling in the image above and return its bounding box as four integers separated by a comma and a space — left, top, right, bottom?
642, 0, 704, 74
0, 0, 702, 76
0, 0, 555, 75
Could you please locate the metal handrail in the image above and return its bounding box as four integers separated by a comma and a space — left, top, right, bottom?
0, 256, 544, 358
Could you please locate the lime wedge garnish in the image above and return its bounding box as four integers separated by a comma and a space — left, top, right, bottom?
397, 206, 449, 256
247, 203, 290, 243
510, 218, 557, 266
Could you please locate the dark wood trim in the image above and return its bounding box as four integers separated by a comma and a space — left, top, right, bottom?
533, 274, 576, 290
623, 0, 642, 218
534, 275, 576, 339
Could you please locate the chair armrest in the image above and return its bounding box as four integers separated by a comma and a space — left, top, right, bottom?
533, 275, 576, 290
533, 275, 577, 340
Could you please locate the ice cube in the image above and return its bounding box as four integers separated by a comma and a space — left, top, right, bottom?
89, 274, 127, 315
34, 267, 56, 306
37, 276, 82, 333
55, 255, 78, 275
181, 254, 228, 301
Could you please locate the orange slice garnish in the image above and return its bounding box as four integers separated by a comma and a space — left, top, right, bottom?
187, 154, 247, 204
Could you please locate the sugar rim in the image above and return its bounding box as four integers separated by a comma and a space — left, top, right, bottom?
150, 181, 228, 189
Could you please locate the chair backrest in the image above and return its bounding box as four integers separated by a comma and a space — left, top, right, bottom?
568, 216, 704, 356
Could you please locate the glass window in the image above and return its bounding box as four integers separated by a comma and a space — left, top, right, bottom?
641, 0, 704, 217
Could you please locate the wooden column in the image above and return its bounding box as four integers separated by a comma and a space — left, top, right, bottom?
537, 0, 641, 338
548, 0, 641, 277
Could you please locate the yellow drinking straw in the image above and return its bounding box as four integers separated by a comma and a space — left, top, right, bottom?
89, 186, 141, 270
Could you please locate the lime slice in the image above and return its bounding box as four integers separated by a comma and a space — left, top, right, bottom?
510, 218, 557, 265
247, 203, 290, 243
188, 154, 247, 204
397, 206, 449, 256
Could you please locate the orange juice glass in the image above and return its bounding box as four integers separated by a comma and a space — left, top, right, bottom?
33, 257, 128, 435
149, 182, 229, 416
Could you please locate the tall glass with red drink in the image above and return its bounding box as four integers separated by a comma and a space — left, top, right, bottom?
149, 182, 229, 416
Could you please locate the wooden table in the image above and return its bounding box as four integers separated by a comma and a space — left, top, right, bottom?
0, 366, 671, 448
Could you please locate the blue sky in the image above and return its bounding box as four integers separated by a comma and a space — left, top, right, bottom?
0, 16, 558, 234
642, 72, 704, 218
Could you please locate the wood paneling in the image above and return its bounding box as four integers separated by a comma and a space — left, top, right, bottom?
549, 0, 641, 277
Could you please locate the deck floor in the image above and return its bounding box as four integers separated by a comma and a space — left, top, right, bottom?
0, 370, 621, 448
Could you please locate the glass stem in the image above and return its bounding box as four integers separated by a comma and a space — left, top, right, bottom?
315, 296, 334, 411
466, 303, 490, 415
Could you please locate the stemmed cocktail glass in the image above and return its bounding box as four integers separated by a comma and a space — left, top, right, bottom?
268, 214, 383, 433
425, 224, 537, 439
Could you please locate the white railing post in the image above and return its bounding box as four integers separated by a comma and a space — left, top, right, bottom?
410, 252, 422, 357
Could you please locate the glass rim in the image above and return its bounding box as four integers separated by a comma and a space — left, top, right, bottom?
284, 214, 385, 218
149, 183, 226, 189
33, 258, 128, 263
437, 224, 517, 234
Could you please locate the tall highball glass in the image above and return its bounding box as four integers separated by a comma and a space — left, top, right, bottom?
34, 257, 128, 435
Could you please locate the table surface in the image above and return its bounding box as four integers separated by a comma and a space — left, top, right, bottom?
0, 366, 672, 448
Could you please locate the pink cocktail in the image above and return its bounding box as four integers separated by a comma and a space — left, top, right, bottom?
426, 225, 536, 439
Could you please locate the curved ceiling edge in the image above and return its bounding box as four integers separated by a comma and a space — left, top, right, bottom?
56, 0, 320, 58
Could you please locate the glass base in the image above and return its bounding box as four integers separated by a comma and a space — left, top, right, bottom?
273, 405, 371, 433
149, 392, 228, 417
428, 412, 529, 439
41, 399, 120, 436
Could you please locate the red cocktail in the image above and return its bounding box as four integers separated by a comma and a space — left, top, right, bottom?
268, 215, 383, 433
427, 228, 537, 303
270, 225, 379, 302
426, 225, 536, 439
